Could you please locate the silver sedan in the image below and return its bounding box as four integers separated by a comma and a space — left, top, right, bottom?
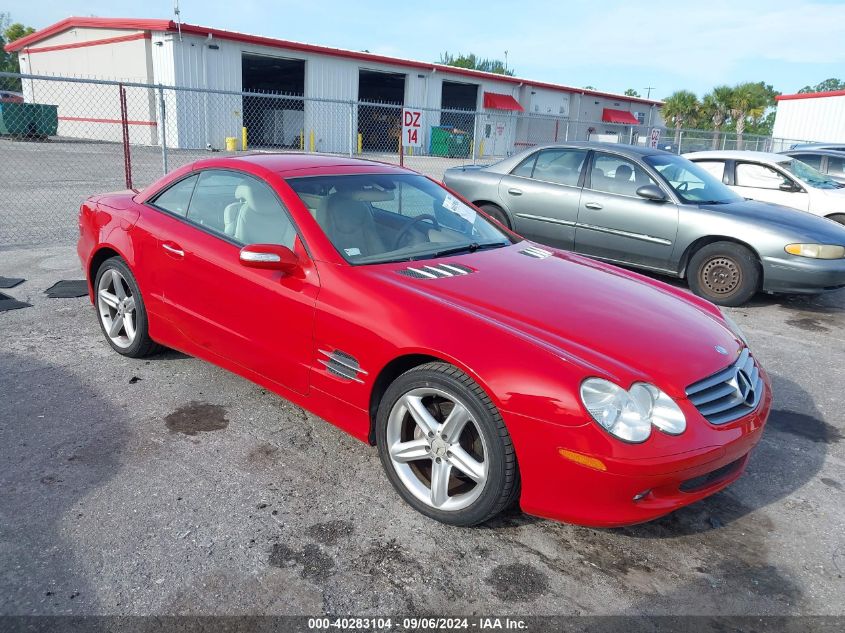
443, 142, 845, 306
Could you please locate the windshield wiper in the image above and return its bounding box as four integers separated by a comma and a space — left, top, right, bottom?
696, 199, 732, 205
427, 241, 509, 259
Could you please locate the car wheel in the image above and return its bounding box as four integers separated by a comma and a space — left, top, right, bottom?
688, 242, 760, 307
479, 203, 511, 229
827, 213, 845, 226
94, 256, 160, 357
376, 362, 520, 526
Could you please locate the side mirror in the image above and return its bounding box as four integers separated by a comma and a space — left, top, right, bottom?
636, 184, 667, 202
779, 181, 799, 192
239, 243, 300, 273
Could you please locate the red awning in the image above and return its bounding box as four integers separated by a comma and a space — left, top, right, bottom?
483, 92, 524, 111
602, 108, 640, 124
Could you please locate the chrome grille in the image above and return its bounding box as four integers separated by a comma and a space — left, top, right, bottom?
685, 348, 763, 425
318, 349, 367, 383
396, 263, 473, 279
519, 246, 552, 259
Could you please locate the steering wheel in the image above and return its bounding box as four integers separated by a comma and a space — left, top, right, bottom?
393, 214, 440, 250
676, 181, 690, 192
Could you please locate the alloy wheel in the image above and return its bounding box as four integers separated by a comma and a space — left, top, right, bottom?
97, 268, 137, 348
386, 387, 488, 511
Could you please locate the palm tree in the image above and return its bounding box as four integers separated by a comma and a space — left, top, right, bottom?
729, 82, 769, 150
701, 85, 733, 149
661, 90, 699, 147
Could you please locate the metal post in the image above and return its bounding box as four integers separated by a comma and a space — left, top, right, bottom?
348, 101, 354, 157
677, 129, 683, 154
119, 84, 133, 190
471, 113, 478, 165
158, 86, 168, 174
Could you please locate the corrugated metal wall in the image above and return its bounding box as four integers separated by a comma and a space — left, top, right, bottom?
773, 96, 845, 143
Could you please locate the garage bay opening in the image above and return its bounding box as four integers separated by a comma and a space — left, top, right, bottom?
242, 53, 305, 149
358, 69, 405, 153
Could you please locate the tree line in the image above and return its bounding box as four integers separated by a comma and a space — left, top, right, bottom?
0, 13, 35, 92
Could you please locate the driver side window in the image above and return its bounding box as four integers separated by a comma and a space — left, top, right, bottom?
735, 163, 791, 190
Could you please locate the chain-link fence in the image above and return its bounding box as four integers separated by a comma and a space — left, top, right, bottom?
0, 71, 825, 247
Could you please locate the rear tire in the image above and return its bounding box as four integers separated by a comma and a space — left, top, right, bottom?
376, 362, 519, 526
827, 214, 845, 226
687, 242, 760, 307
94, 256, 160, 357
479, 203, 511, 229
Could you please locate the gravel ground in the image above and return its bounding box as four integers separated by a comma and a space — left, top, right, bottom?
0, 244, 843, 617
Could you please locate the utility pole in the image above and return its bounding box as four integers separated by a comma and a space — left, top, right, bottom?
504, 50, 508, 73
644, 86, 654, 99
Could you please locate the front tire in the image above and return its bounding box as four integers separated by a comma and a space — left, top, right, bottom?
94, 256, 160, 357
687, 242, 760, 307
376, 362, 519, 526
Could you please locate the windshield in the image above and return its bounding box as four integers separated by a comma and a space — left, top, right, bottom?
644, 154, 742, 204
779, 159, 843, 190
286, 173, 512, 265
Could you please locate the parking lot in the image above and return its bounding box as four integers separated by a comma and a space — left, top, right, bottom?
1, 243, 843, 618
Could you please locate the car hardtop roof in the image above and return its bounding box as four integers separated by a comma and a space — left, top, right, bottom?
684, 150, 791, 163
525, 141, 669, 157
190, 152, 413, 176
783, 148, 845, 157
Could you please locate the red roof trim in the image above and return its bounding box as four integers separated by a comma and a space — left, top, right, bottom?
23, 32, 150, 55
483, 92, 524, 111
6, 17, 664, 106
4, 17, 171, 52
601, 108, 640, 124
776, 89, 845, 101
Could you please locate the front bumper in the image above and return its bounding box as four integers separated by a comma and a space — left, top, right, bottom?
762, 254, 845, 294
504, 378, 772, 528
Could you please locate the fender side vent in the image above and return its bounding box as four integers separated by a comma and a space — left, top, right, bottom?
396, 263, 474, 279
519, 246, 552, 259
318, 349, 367, 383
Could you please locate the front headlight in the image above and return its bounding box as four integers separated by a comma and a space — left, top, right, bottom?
784, 243, 845, 259
580, 378, 686, 443
721, 311, 748, 345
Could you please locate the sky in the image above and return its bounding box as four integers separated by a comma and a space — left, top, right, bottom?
6, 0, 845, 99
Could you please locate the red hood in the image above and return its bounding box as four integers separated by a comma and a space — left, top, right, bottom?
371, 244, 742, 396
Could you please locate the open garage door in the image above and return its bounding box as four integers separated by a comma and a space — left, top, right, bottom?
358, 69, 405, 152
242, 53, 305, 148
441, 81, 478, 134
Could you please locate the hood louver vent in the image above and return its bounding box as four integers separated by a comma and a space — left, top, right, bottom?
519, 246, 552, 259
318, 349, 367, 383
396, 263, 474, 279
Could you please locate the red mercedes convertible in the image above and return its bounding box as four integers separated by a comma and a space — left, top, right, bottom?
78, 154, 771, 527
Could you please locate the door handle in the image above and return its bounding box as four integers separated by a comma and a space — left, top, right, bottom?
162, 242, 184, 257
584, 202, 603, 210
507, 188, 523, 196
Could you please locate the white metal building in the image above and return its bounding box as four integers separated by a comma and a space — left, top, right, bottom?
772, 89, 845, 145
6, 17, 664, 153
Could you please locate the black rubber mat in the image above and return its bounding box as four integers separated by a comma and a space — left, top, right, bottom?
0, 276, 24, 289
0, 291, 32, 312
44, 280, 88, 298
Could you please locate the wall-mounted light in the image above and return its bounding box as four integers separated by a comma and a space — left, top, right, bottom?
208, 44, 219, 50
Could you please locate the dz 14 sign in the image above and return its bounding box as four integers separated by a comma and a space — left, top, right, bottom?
402, 109, 422, 147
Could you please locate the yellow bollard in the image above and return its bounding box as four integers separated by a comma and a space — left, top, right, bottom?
479, 140, 485, 158
224, 137, 237, 152
300, 130, 304, 151
357, 132, 362, 154
309, 129, 315, 152
241, 126, 248, 151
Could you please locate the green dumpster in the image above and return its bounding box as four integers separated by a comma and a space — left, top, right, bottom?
429, 125, 471, 158
0, 102, 59, 138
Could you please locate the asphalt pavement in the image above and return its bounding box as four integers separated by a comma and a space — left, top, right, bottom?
0, 244, 843, 617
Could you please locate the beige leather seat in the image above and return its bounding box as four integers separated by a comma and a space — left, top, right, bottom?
324, 193, 387, 257
224, 182, 294, 247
